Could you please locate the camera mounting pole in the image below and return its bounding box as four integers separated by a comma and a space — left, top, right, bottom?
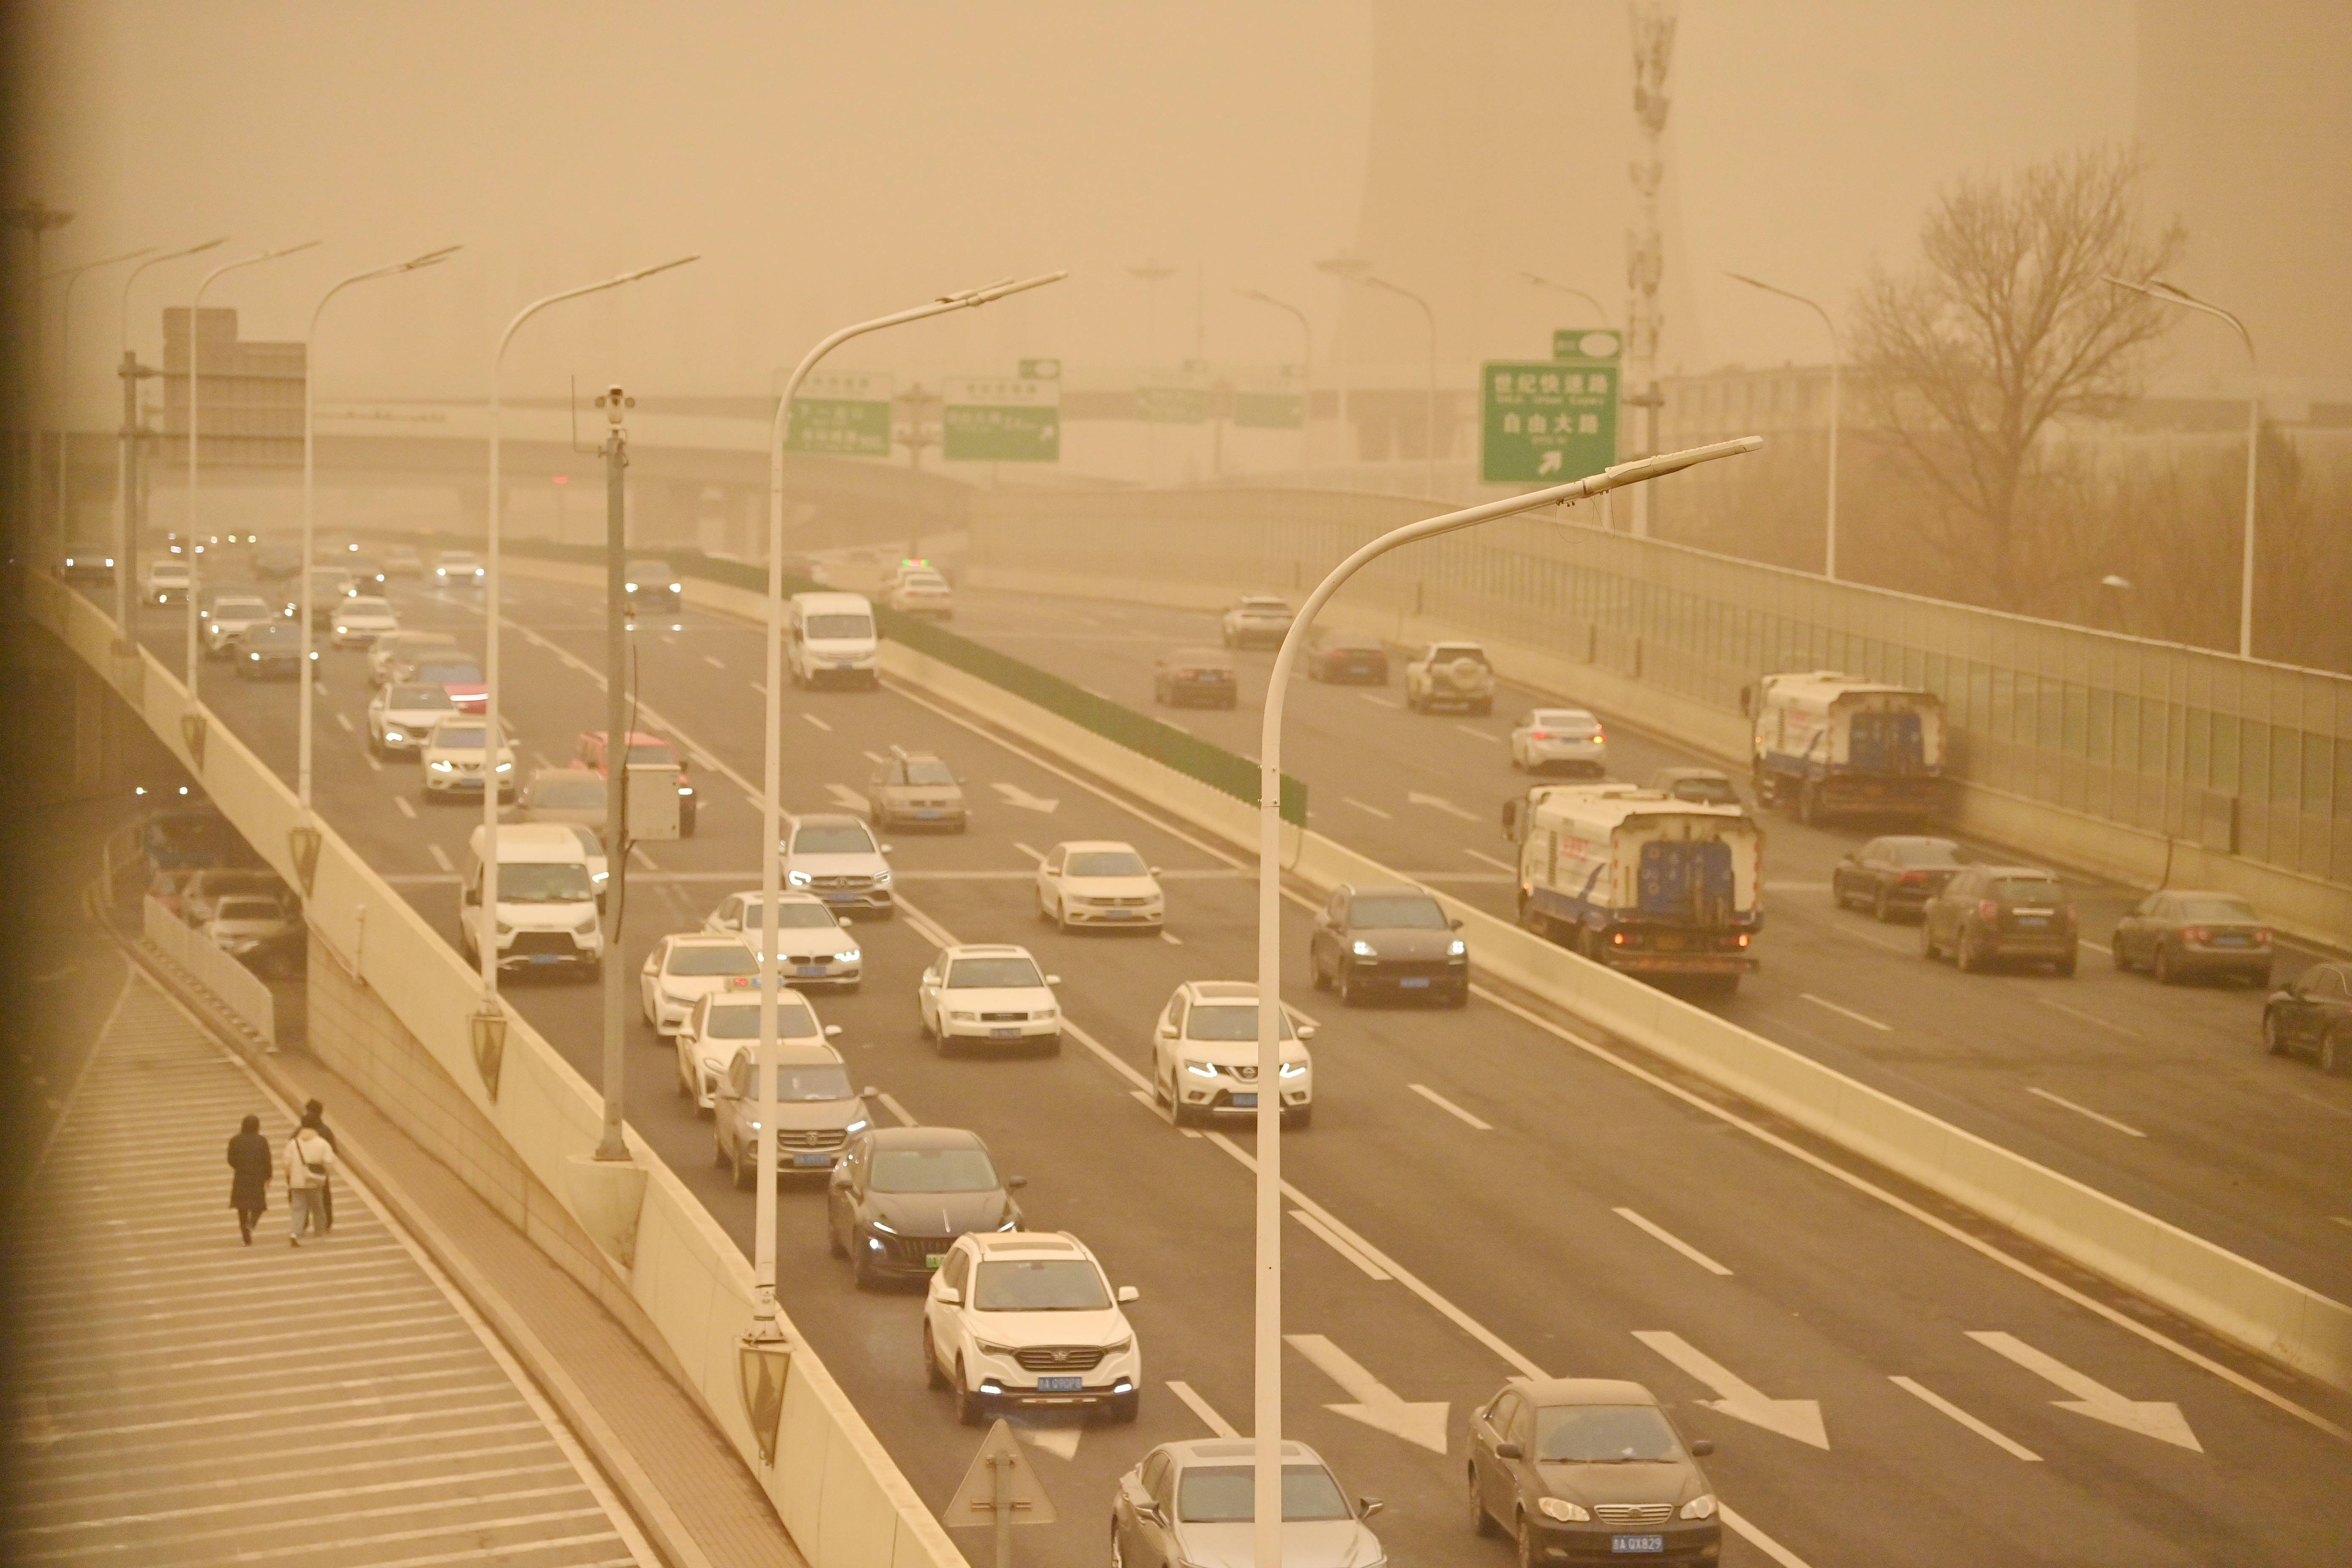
594, 382, 634, 1162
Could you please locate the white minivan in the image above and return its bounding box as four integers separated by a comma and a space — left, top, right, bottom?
787, 591, 880, 690
461, 824, 603, 980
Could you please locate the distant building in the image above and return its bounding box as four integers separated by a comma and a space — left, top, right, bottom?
160, 307, 305, 469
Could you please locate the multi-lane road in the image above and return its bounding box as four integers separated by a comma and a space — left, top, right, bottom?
130, 566, 2352, 1567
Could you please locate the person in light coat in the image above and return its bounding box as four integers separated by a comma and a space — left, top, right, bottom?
284, 1122, 336, 1246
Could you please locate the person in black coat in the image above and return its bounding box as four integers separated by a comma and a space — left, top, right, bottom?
226, 1115, 271, 1245
299, 1100, 340, 1231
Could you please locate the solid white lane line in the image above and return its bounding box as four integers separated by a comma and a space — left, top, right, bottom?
749, 682, 765, 695
877, 1092, 917, 1127
702, 655, 725, 670
1462, 848, 1515, 873
1012, 841, 1043, 862
2025, 1086, 2146, 1138
1166, 1380, 1239, 1439
1160, 930, 1183, 945
1341, 797, 1393, 819
393, 797, 416, 819
1889, 1377, 2042, 1461
800, 712, 831, 732
364, 753, 382, 773
1613, 1207, 1732, 1276
1290, 1209, 1391, 1281
427, 844, 453, 872
2330, 1216, 2352, 1230
2034, 996, 2143, 1040
1454, 724, 1500, 743
334, 712, 354, 733
1409, 1083, 1492, 1131
1799, 994, 1893, 1033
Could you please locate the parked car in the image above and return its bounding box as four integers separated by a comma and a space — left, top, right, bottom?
924, 1230, 1141, 1424
1467, 1377, 1719, 1564
1645, 767, 1742, 808
1919, 864, 2078, 975
1308, 881, 1469, 1006
1509, 706, 1606, 774
1114, 1440, 1381, 1567
202, 896, 304, 979
827, 1126, 1024, 1286
1304, 629, 1389, 684
1831, 835, 1967, 921
2262, 961, 2352, 1073
181, 868, 291, 927
1152, 647, 1238, 709
867, 747, 967, 832
1220, 595, 1295, 649
1404, 641, 1496, 714
2112, 890, 2274, 985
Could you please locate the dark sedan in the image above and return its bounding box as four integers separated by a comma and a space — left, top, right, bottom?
1308, 882, 1469, 1006
1832, 835, 1967, 921
234, 621, 310, 680
1307, 630, 1389, 684
826, 1126, 1024, 1287
1152, 647, 1238, 709
1920, 864, 2077, 975
1467, 1377, 1721, 1566
2112, 889, 2274, 985
2263, 961, 2352, 1073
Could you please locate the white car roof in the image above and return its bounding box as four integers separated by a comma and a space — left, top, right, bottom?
944, 944, 1035, 959
468, 823, 589, 864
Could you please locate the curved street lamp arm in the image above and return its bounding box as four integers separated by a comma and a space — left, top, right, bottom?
1519, 272, 1612, 329
120, 238, 228, 347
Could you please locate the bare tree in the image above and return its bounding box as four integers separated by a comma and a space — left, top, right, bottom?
1854, 146, 2184, 612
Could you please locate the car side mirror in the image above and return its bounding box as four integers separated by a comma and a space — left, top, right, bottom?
1449, 917, 1464, 930
1690, 1439, 1715, 1457
1140, 1503, 1167, 1530
935, 1285, 961, 1306
1149, 866, 1162, 877
1045, 975, 1062, 986
1115, 1285, 1140, 1304
860, 1084, 878, 1098
824, 1024, 843, 1037
1041, 867, 1059, 878
1358, 1497, 1386, 1519
880, 844, 896, 855
1006, 1175, 1027, 1188
1495, 1441, 1523, 1460
1297, 1024, 1317, 1041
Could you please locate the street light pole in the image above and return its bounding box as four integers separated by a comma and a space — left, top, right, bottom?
1519, 271, 1612, 329
1726, 272, 1840, 581
1315, 253, 1369, 475
2105, 275, 2259, 659
478, 256, 699, 1015
115, 240, 225, 652
298, 248, 459, 814
43, 248, 154, 566
750, 270, 1067, 1357
186, 242, 319, 699
1362, 274, 1437, 497
1129, 261, 1177, 485
1236, 289, 1312, 475
5, 201, 75, 539
1247, 434, 1762, 1565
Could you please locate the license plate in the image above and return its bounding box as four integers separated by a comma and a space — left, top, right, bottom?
830, 663, 856, 671
990, 1026, 1021, 1040
2016, 916, 2048, 928
1612, 1536, 1665, 1554
528, 953, 562, 965
792, 1151, 833, 1168
924, 1253, 945, 1269
795, 964, 828, 977
1655, 934, 1685, 950
822, 892, 855, 903
1102, 909, 1134, 919
1037, 1376, 1082, 1392
2212, 934, 2248, 946
1230, 1093, 1257, 1108
915, 810, 941, 819
1399, 977, 1431, 988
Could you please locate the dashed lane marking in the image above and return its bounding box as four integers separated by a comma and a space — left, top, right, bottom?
427, 844, 453, 872
1454, 724, 1500, 743
1165, 1381, 1239, 1439
1356, 693, 1401, 710
1613, 1207, 1732, 1276
1342, 797, 1393, 819
1461, 848, 1515, 873
1889, 1377, 2042, 1461
703, 656, 725, 670
2034, 996, 2143, 1041
334, 712, 354, 733
877, 1092, 917, 1127
800, 712, 831, 732
1407, 1083, 1491, 1131
1160, 930, 1183, 945
393, 797, 416, 819
1798, 993, 1892, 1033
2025, 1086, 2146, 1138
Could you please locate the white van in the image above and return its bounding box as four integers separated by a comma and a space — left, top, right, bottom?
787, 591, 880, 690
461, 824, 604, 980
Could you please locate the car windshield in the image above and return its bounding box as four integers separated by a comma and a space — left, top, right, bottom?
531, 775, 604, 808
1068, 850, 1148, 878
1890, 840, 1963, 867
869, 1148, 1000, 1194
440, 554, 477, 566
345, 597, 390, 615
499, 863, 593, 903
1187, 1004, 1296, 1041
1993, 878, 2063, 902
435, 727, 490, 750
667, 943, 759, 977
215, 599, 267, 617
1667, 778, 1738, 803
245, 624, 293, 644
1534, 710, 1595, 730
744, 1063, 851, 1102
1350, 894, 1448, 929
705, 1001, 819, 1040
793, 824, 875, 855
947, 956, 1044, 989
902, 574, 947, 591
1176, 1465, 1351, 1522
416, 662, 484, 684
1535, 1403, 1682, 1463
1238, 599, 1289, 614
215, 898, 281, 922
1320, 634, 1379, 650
806, 613, 871, 640
2175, 896, 2259, 923
902, 760, 956, 785
733, 900, 839, 930
971, 1258, 1109, 1312
387, 685, 457, 711
626, 743, 675, 765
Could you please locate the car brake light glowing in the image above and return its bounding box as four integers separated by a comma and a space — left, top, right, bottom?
1977, 899, 1999, 923
1610, 931, 1628, 945
1529, 730, 1550, 740
2183, 925, 2209, 944
2255, 928, 2273, 945
1898, 871, 1925, 884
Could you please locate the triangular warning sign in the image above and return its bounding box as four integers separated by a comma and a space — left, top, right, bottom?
943, 1417, 1058, 1527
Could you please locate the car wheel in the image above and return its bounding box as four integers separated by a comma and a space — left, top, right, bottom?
1873, 885, 1895, 923
1038, 1034, 1062, 1057
1106, 1388, 1140, 1424
1310, 950, 1331, 991
676, 1056, 692, 1098
954, 1359, 985, 1426
1282, 1105, 1312, 1131
1152, 1060, 1171, 1106
1471, 699, 1493, 716
1516, 1514, 1539, 1568
2111, 939, 2131, 971
2153, 944, 2177, 985
852, 1239, 879, 1290
1055, 898, 1073, 935
1919, 917, 1940, 961
1797, 782, 1821, 826
2324, 1028, 2352, 1077
2263, 1013, 2289, 1056
1469, 1465, 1500, 1538
2053, 951, 2078, 978
1446, 983, 1470, 1008
1956, 930, 1983, 973
713, 1129, 731, 1170
827, 1209, 847, 1259
924, 1323, 947, 1389
1337, 965, 1359, 1007
731, 1135, 758, 1190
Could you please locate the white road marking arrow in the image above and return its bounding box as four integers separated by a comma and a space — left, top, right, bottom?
1633, 1331, 1829, 1449
1285, 1333, 1448, 1454
825, 783, 869, 813
991, 782, 1059, 814
1968, 1332, 2201, 1451
1405, 790, 1481, 822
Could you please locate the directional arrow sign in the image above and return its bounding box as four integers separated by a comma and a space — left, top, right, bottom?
1967, 1332, 2201, 1451
1285, 1333, 1449, 1454
992, 782, 1059, 814
825, 783, 869, 814
1406, 791, 1481, 823
1633, 1331, 1829, 1449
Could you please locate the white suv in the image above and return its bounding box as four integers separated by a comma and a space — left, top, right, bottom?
885, 565, 954, 619
1149, 981, 1315, 1129
1405, 641, 1497, 715
203, 595, 276, 656
781, 812, 895, 918
917, 945, 1062, 1056
420, 716, 517, 801
924, 1231, 1141, 1424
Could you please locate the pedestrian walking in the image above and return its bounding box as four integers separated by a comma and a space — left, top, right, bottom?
299, 1099, 341, 1232
285, 1120, 336, 1247
226, 1115, 271, 1245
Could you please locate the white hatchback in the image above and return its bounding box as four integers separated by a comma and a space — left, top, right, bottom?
917, 945, 1062, 1056
923, 1231, 1141, 1424
1149, 981, 1315, 1129
638, 933, 762, 1037
703, 890, 862, 989
1511, 706, 1608, 776
1035, 840, 1164, 933
675, 983, 840, 1112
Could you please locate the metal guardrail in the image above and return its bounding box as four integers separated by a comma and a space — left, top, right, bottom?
142, 895, 277, 1048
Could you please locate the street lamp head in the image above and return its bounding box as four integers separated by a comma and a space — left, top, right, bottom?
942, 270, 1067, 309
616, 254, 699, 286
1315, 252, 1369, 279
2100, 574, 2133, 590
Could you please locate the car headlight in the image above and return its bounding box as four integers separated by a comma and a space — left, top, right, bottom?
382, 729, 404, 743
1185, 1061, 1220, 1079
1350, 939, 1375, 957
1279, 1061, 1307, 1078
836, 948, 860, 964
872, 870, 891, 885
974, 1340, 1018, 1360
1537, 1498, 1591, 1523
844, 1119, 867, 1134
1679, 1495, 1716, 1520
667, 582, 681, 593
865, 1217, 898, 1235
429, 759, 454, 772
249, 652, 260, 661
334, 626, 347, 634
701, 1056, 725, 1075
787, 870, 812, 887
948, 1010, 978, 1023
574, 918, 599, 936
995, 1214, 1019, 1230
494, 761, 512, 772
1449, 939, 1468, 957
678, 785, 694, 796
220, 937, 259, 953
624, 582, 638, 593
659, 985, 691, 1004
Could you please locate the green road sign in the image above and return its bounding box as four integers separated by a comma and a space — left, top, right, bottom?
1554, 327, 1623, 362
1481, 346, 1620, 485
787, 370, 893, 457
1134, 384, 1208, 424
1018, 357, 1062, 380
942, 374, 1060, 463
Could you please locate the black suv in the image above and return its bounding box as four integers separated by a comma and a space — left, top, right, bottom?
1919, 865, 2077, 975
1308, 882, 1469, 1006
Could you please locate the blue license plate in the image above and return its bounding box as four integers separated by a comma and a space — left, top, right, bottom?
1399, 977, 1431, 988
1230, 1093, 1257, 1108
795, 964, 828, 977
2015, 916, 2048, 928
990, 1026, 1021, 1040
528, 953, 562, 965
916, 810, 941, 819
1612, 1536, 1665, 1554
792, 1151, 833, 1168
2211, 934, 2248, 946
1037, 1376, 1083, 1393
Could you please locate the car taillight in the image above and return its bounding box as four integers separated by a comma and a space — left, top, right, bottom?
1591, 730, 1605, 741
2255, 928, 2273, 945
2063, 905, 2078, 928
1610, 931, 1628, 945
1899, 871, 1925, 885
1529, 731, 1550, 740
2183, 925, 2209, 944
1977, 900, 1999, 923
